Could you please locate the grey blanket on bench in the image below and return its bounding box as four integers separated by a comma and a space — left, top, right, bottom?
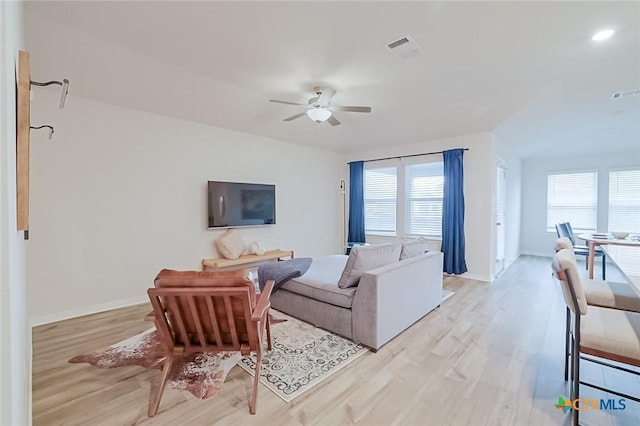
258, 258, 312, 292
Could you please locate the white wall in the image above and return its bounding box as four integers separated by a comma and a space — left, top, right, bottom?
28, 91, 344, 324
521, 150, 640, 256
493, 134, 522, 273
345, 132, 494, 282
0, 1, 29, 425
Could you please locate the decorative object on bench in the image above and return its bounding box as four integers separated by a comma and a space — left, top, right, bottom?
248, 241, 267, 256
68, 311, 367, 407
269, 241, 444, 350
215, 228, 246, 260
147, 269, 274, 416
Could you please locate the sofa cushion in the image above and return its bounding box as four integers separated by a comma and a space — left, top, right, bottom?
280, 255, 355, 308
338, 243, 402, 288
216, 229, 246, 260
400, 237, 430, 260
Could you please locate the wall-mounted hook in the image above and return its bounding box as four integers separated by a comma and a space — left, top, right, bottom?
30, 125, 54, 139
30, 78, 69, 108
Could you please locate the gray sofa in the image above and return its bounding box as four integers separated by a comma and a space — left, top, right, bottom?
270, 244, 444, 350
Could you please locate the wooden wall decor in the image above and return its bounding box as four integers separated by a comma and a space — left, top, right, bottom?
16, 50, 30, 233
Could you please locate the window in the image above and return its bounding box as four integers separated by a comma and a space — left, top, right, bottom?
364, 167, 397, 234
547, 171, 598, 231
406, 162, 444, 236
363, 161, 444, 238
608, 169, 640, 233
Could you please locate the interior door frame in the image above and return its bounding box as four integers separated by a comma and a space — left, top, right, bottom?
495, 162, 507, 276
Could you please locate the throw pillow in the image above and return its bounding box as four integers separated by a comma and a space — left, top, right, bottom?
400, 237, 430, 260
338, 243, 402, 288
216, 229, 246, 260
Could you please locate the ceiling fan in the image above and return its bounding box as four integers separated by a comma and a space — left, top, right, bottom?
269, 86, 371, 126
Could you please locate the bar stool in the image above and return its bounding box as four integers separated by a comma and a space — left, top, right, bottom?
552, 249, 640, 426
555, 237, 640, 380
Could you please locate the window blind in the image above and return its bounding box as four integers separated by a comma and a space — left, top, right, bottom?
547, 172, 598, 231
608, 169, 640, 234
364, 167, 397, 234
406, 162, 444, 236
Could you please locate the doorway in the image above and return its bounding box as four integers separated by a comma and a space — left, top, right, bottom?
495, 165, 506, 276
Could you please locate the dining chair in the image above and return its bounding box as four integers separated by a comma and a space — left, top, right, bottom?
555, 237, 640, 381
147, 269, 274, 416
555, 222, 606, 279
552, 249, 640, 426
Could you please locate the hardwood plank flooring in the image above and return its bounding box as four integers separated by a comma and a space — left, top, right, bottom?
32, 256, 640, 425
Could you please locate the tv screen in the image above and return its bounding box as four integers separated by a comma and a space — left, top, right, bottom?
207, 181, 276, 228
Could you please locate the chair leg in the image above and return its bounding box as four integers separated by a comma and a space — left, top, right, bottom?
249, 346, 262, 414
149, 355, 174, 417
572, 330, 580, 426
564, 307, 570, 381
266, 315, 272, 351
602, 255, 606, 280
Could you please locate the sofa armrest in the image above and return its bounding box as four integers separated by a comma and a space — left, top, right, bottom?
351, 251, 443, 350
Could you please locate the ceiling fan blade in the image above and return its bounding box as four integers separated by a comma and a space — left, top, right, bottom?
335, 105, 371, 113
270, 99, 306, 106
327, 115, 341, 126
283, 112, 307, 122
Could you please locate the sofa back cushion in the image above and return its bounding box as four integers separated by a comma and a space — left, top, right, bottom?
338, 243, 402, 288
400, 237, 430, 260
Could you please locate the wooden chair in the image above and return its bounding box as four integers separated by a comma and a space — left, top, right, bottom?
555, 222, 606, 279
146, 269, 274, 416
552, 249, 640, 426
555, 237, 640, 381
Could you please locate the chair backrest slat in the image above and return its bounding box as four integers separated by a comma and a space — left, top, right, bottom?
223, 296, 240, 348
168, 296, 191, 350
205, 296, 223, 346
187, 295, 207, 348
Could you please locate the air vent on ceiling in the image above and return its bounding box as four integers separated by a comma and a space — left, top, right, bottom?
386, 34, 421, 59
611, 89, 640, 100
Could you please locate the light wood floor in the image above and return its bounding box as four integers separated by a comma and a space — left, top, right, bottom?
32, 256, 640, 425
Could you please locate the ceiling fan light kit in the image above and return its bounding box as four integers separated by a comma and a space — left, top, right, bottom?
306, 107, 332, 122
270, 86, 371, 127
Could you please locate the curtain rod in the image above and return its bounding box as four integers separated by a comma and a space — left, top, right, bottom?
347, 148, 469, 164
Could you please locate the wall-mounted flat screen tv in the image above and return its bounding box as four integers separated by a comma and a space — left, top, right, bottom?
207, 181, 276, 228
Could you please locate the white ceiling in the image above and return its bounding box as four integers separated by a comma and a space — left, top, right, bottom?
24, 1, 640, 157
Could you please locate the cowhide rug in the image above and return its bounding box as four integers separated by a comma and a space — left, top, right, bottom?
68, 327, 242, 399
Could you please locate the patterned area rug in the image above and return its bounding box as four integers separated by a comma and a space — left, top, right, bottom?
69, 311, 368, 402
238, 311, 368, 402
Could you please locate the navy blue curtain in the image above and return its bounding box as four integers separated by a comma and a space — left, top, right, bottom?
347, 161, 366, 243
442, 149, 468, 274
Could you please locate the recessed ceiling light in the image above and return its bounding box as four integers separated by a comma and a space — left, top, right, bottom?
592, 29, 615, 41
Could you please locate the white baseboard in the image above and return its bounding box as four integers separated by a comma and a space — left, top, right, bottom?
520, 250, 554, 257
30, 296, 148, 327
450, 272, 491, 282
